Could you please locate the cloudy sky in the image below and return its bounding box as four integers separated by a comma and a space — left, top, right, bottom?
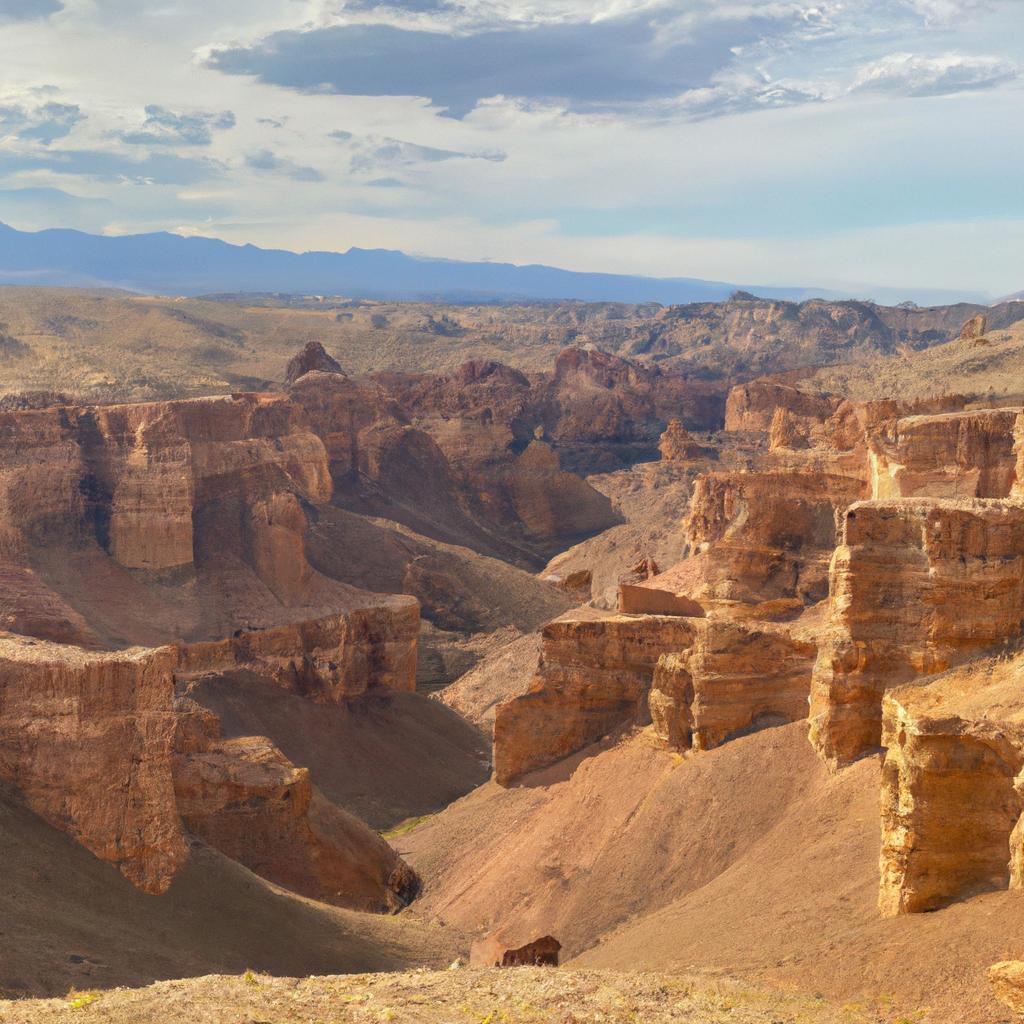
0, 0, 1021, 296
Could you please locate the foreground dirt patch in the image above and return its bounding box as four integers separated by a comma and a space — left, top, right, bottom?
0, 968, 891, 1024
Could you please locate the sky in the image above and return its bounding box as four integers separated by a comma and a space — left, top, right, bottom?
0, 0, 1021, 296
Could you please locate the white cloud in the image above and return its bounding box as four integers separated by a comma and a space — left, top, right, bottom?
851, 51, 1020, 96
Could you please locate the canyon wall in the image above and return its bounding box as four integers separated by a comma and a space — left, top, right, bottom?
878, 667, 1024, 916
649, 618, 816, 753
492, 608, 699, 785
808, 498, 1024, 768
0, 634, 186, 893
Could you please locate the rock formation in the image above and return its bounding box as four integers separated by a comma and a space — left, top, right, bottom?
649, 617, 816, 753
724, 382, 838, 433
809, 498, 1024, 769
960, 313, 988, 341
173, 723, 418, 912
0, 634, 185, 893
658, 419, 705, 461
767, 407, 810, 451
492, 608, 700, 785
660, 469, 865, 616
176, 604, 419, 701
867, 408, 1018, 500
989, 961, 1024, 1014
878, 663, 1024, 916
470, 933, 561, 968
285, 341, 345, 384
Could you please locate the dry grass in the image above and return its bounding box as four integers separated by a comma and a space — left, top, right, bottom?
0, 968, 894, 1024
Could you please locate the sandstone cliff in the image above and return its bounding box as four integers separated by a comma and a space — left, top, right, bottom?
0, 634, 186, 893
878, 656, 1024, 916
492, 608, 699, 785
649, 616, 817, 753
173, 721, 418, 912
867, 408, 1018, 500
809, 498, 1024, 769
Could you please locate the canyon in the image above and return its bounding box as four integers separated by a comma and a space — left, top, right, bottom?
4, 294, 1024, 1023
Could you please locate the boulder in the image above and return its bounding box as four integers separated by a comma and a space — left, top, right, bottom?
470, 933, 561, 968
989, 961, 1024, 1015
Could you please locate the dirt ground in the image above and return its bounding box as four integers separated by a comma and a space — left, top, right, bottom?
402, 723, 1024, 1024
0, 967, 907, 1024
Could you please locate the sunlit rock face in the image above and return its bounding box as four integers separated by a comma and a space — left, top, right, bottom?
809, 498, 1024, 769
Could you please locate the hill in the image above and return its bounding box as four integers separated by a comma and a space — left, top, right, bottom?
0, 286, 1015, 405
0, 222, 831, 305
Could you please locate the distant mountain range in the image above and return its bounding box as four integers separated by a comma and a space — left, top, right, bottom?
0, 222, 996, 307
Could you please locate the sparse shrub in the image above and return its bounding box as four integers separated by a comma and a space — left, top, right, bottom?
66, 989, 101, 1010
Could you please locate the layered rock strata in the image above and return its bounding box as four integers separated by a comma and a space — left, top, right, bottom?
878, 658, 1024, 916
649, 618, 816, 753
809, 498, 1024, 769
867, 408, 1019, 500
173, 718, 417, 912
0, 633, 186, 893
492, 608, 700, 785
724, 381, 839, 433
177, 603, 419, 701
638, 469, 865, 618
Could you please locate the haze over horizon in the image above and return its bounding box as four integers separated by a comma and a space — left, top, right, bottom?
0, 0, 1022, 298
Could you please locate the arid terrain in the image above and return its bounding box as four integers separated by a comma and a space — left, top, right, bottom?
4, 288, 1024, 1023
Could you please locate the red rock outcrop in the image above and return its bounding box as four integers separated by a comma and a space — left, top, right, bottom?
809, 499, 1024, 769
960, 313, 988, 341
470, 933, 561, 967
176, 604, 419, 700
492, 608, 700, 785
0, 633, 186, 894
173, 727, 418, 912
0, 393, 330, 578
768, 407, 811, 451
653, 469, 865, 616
285, 341, 344, 384
724, 382, 838, 433
504, 440, 618, 543
819, 394, 967, 453
658, 419, 706, 461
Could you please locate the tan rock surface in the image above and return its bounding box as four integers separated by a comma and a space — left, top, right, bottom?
650, 617, 816, 753
989, 960, 1024, 1015
809, 498, 1024, 768
658, 418, 706, 461
724, 381, 838, 433
868, 407, 1019, 499
492, 608, 699, 785
877, 654, 1024, 916
649, 468, 864, 615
